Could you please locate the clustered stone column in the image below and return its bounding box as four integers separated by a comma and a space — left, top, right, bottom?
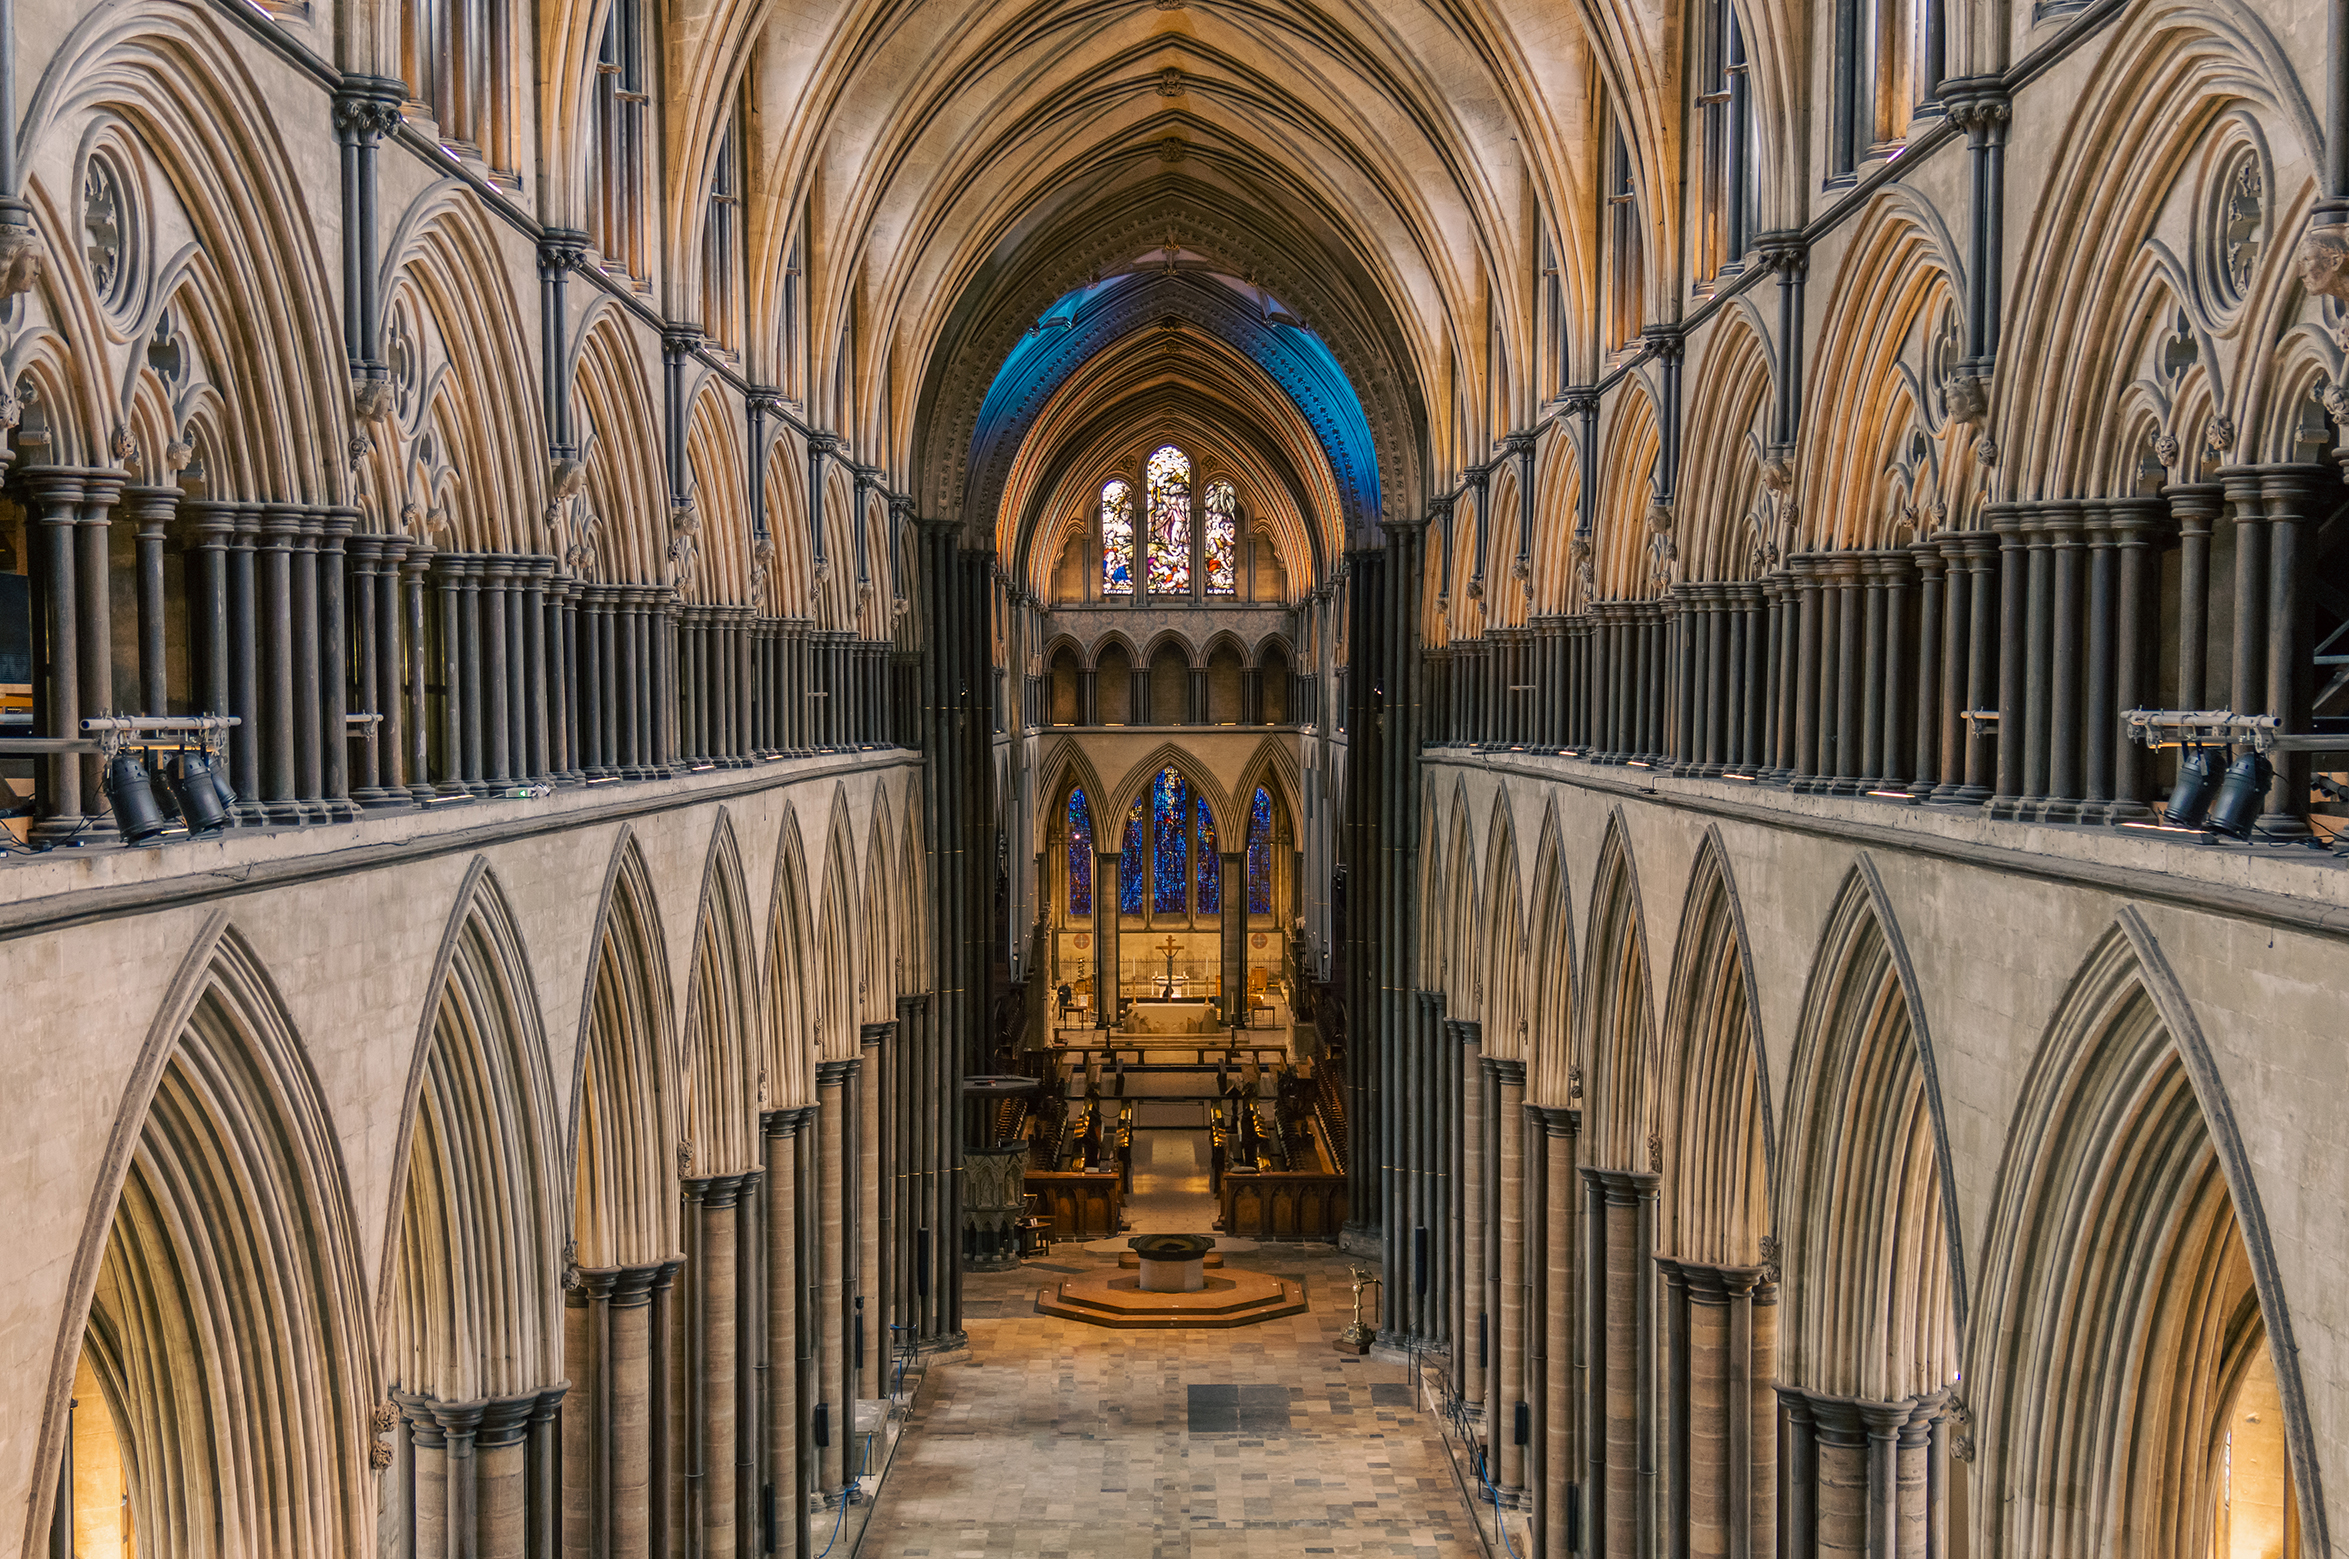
1776, 1387, 1954, 1559
1658, 1260, 1778, 1559
1584, 1167, 1658, 1559
392, 1385, 568, 1559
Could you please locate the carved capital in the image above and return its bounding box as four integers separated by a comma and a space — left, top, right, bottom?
331, 78, 407, 140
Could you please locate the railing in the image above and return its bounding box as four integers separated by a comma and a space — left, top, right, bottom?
1415, 476, 2348, 841
3, 473, 908, 852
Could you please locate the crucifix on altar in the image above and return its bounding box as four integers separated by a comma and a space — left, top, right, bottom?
1156, 933, 1183, 998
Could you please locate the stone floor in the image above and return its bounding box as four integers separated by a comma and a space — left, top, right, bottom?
858, 1240, 1491, 1558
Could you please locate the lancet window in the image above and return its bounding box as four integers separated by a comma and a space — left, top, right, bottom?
1245, 786, 1274, 914
1102, 479, 1135, 596
1145, 445, 1192, 594
1067, 788, 1094, 916
590, 0, 651, 279
1203, 481, 1238, 595
401, 0, 515, 175
1093, 446, 1250, 602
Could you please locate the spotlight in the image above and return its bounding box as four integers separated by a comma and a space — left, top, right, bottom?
103, 751, 170, 844
2164, 745, 2218, 828
2206, 749, 2272, 839
200, 749, 239, 814
170, 751, 232, 835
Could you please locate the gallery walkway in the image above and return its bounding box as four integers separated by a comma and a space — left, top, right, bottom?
860, 1243, 1494, 1557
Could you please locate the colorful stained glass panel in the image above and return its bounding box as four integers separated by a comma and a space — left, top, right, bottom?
1204, 480, 1238, 595
1119, 803, 1145, 913
1144, 445, 1191, 593
1101, 479, 1135, 595
1151, 767, 1189, 914
1196, 796, 1221, 915
1246, 786, 1274, 913
1067, 788, 1093, 916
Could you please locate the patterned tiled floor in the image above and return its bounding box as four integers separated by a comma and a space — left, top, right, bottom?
860, 1241, 1485, 1558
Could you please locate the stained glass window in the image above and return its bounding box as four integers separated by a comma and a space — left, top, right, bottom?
1101, 479, 1135, 596
1144, 445, 1191, 594
1119, 802, 1145, 913
1067, 788, 1093, 916
1204, 480, 1238, 595
1196, 796, 1222, 915
1246, 787, 1274, 914
1151, 767, 1189, 914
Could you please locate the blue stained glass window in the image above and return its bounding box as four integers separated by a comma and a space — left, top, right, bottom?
1119, 803, 1145, 914
1151, 768, 1190, 914
1067, 788, 1093, 916
1246, 787, 1274, 914
1196, 796, 1221, 915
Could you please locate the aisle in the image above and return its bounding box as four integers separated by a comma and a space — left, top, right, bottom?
861, 1246, 1483, 1558
1122, 1122, 1221, 1234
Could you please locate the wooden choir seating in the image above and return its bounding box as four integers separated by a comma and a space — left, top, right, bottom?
1026, 1170, 1125, 1238
1216, 1170, 1348, 1240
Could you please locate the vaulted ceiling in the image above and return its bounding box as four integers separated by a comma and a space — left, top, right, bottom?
713, 0, 1622, 553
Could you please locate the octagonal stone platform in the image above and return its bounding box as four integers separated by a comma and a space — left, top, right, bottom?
1035, 1266, 1308, 1329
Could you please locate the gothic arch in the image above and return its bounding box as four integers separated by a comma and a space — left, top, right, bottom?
1592, 384, 1665, 602
1229, 738, 1306, 865
1776, 858, 1962, 1402
1801, 195, 1970, 549
36, 915, 374, 1559
1676, 311, 1775, 584
681, 811, 760, 1179
1033, 738, 1113, 842
765, 806, 821, 1109
862, 787, 903, 1022
1100, 740, 1243, 844
1524, 808, 1580, 1108
1972, 910, 2330, 1559
1480, 794, 1529, 1063
1655, 830, 1774, 1266
1580, 812, 1657, 1168
381, 861, 563, 1406
568, 306, 668, 584
812, 787, 862, 1063
1997, 0, 2324, 494
568, 828, 680, 1268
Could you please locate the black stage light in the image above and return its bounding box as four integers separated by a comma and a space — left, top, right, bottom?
2206, 749, 2273, 839
2165, 745, 2218, 828
171, 751, 232, 835
104, 752, 170, 844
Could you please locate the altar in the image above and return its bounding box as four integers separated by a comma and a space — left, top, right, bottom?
1122, 1000, 1223, 1036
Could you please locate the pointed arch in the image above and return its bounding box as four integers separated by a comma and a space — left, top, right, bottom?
862, 786, 902, 1022
1100, 740, 1242, 844
1581, 812, 1657, 1167
381, 861, 563, 1407
812, 787, 862, 1063
1525, 807, 1580, 1108
1655, 830, 1773, 1266
681, 811, 760, 1178
37, 916, 374, 1559
1972, 910, 2330, 1559
1777, 858, 1961, 1401
569, 828, 680, 1268
765, 806, 821, 1109
1481, 793, 1529, 1062
1439, 784, 1484, 1022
